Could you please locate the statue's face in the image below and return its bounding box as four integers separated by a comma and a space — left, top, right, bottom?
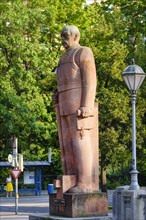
61, 31, 77, 50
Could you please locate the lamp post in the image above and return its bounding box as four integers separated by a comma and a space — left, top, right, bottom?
122, 59, 146, 190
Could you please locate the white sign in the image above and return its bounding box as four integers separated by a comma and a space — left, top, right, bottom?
8, 154, 12, 162
24, 171, 35, 184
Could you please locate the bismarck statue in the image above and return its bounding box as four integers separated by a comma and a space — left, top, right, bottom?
50, 25, 108, 218
52, 25, 98, 194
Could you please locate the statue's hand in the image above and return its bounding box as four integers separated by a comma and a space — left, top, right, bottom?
52, 92, 58, 105
76, 107, 94, 118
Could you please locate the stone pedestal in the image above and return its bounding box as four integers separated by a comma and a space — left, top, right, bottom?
113, 186, 146, 220
49, 192, 108, 218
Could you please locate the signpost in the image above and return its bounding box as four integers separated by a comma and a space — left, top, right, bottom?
11, 136, 23, 214
12, 136, 19, 214
7, 137, 24, 214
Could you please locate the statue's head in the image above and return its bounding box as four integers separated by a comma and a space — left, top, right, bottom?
61, 25, 80, 50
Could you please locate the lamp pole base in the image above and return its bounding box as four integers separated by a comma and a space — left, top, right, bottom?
129, 169, 140, 190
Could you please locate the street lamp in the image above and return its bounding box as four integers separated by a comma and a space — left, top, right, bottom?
122, 59, 146, 190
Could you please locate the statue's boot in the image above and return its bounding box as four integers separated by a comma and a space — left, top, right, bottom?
67, 175, 93, 193
68, 184, 93, 193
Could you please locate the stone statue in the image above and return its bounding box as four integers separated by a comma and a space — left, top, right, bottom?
53, 25, 98, 193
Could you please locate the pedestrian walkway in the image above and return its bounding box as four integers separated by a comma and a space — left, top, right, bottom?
0, 213, 28, 220
0, 191, 114, 220
0, 195, 49, 220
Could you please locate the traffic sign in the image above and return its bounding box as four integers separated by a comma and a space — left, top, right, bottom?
10, 169, 21, 179
8, 154, 13, 163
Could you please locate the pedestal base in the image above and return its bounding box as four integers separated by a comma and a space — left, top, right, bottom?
113, 186, 146, 220
49, 192, 108, 218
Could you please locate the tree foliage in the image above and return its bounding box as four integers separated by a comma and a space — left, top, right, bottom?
0, 0, 146, 189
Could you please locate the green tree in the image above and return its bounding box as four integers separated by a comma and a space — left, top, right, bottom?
98, 0, 146, 190
0, 0, 59, 162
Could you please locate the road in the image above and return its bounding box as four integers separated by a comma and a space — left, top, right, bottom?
0, 195, 49, 220
0, 191, 114, 220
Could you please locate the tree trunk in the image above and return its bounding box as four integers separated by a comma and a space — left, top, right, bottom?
100, 156, 107, 192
